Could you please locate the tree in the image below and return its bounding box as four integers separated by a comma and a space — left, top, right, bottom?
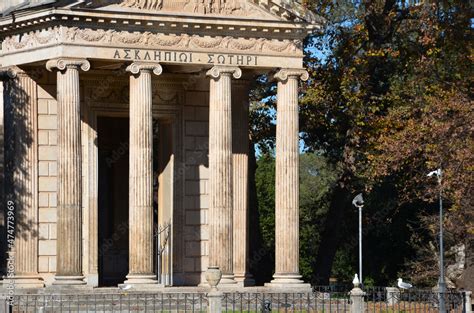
248, 0, 472, 287
299, 0, 472, 286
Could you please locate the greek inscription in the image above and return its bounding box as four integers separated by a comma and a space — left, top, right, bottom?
113, 49, 258, 66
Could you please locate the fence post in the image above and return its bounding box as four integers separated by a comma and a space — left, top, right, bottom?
386, 287, 400, 306
350, 280, 366, 313
206, 267, 223, 313
464, 291, 472, 313
0, 294, 11, 313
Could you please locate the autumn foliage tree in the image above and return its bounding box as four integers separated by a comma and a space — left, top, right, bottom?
248, 0, 471, 287
297, 0, 472, 286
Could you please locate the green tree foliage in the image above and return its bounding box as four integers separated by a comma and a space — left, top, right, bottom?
298, 0, 472, 287
252, 153, 338, 283
250, 0, 472, 287
299, 153, 339, 281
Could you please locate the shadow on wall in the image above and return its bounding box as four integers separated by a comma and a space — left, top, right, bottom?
1, 67, 44, 275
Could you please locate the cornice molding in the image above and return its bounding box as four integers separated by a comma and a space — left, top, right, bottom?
0, 9, 320, 38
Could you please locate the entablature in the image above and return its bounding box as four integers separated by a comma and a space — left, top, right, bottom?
0, 2, 322, 69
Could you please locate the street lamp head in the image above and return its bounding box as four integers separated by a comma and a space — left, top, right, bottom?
427, 169, 442, 178
352, 193, 364, 208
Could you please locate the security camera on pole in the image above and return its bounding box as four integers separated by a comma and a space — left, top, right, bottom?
352, 193, 364, 288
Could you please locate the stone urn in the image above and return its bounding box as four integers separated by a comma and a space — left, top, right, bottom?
205, 266, 222, 291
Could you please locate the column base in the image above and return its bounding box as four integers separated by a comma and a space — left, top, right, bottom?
265, 274, 312, 291
86, 274, 99, 287
220, 274, 238, 285
52, 275, 87, 286
235, 273, 255, 287
121, 274, 163, 290
2, 274, 44, 288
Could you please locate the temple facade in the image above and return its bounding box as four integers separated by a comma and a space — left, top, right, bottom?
0, 0, 322, 290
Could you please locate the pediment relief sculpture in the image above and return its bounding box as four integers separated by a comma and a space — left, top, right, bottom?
87, 0, 276, 19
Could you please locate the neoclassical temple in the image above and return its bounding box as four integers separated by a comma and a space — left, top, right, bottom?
0, 0, 322, 289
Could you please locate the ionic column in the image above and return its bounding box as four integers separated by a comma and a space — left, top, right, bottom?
46, 58, 90, 285
207, 66, 241, 285
124, 62, 162, 285
1, 67, 43, 288
232, 81, 254, 286
268, 68, 309, 288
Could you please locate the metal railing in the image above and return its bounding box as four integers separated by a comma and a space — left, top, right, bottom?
4, 293, 208, 312
364, 287, 466, 313
2, 288, 470, 312
222, 291, 350, 312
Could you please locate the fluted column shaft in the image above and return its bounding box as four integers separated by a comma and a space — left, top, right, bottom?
125, 62, 162, 285
46, 58, 90, 285
207, 66, 241, 284
232, 82, 253, 286
1, 68, 43, 287
271, 69, 309, 286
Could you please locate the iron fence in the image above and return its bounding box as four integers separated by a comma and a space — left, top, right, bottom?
1, 288, 469, 313
222, 292, 350, 312
364, 287, 466, 313
4, 293, 207, 313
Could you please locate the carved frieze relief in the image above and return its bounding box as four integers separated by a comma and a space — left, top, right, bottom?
2, 27, 61, 52
2, 26, 302, 56
90, 0, 272, 19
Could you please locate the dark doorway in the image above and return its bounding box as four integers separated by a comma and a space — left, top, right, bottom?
98, 116, 129, 287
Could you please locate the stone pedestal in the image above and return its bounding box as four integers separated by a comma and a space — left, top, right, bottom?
1, 68, 43, 288
206, 267, 223, 313
124, 62, 162, 286
350, 285, 366, 313
46, 59, 90, 286
207, 66, 241, 285
386, 287, 400, 306
267, 69, 309, 289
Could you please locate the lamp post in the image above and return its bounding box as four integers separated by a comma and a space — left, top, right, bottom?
428, 168, 446, 313
352, 193, 364, 288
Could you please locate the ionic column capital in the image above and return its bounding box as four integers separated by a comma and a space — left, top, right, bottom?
126, 62, 163, 76
274, 68, 309, 82
0, 66, 23, 80
207, 66, 242, 80
46, 58, 91, 72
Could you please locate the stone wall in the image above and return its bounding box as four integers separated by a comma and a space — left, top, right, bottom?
182, 87, 210, 286
36, 71, 58, 285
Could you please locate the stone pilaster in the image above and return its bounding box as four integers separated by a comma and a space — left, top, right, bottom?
207, 66, 241, 285
267, 68, 310, 289
1, 67, 43, 288
46, 58, 90, 285
232, 81, 254, 286
124, 62, 162, 286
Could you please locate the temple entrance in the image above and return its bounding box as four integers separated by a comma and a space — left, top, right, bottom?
97, 116, 174, 286
98, 116, 130, 287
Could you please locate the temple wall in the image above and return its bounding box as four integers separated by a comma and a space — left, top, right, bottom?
36, 71, 58, 285
182, 87, 210, 285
